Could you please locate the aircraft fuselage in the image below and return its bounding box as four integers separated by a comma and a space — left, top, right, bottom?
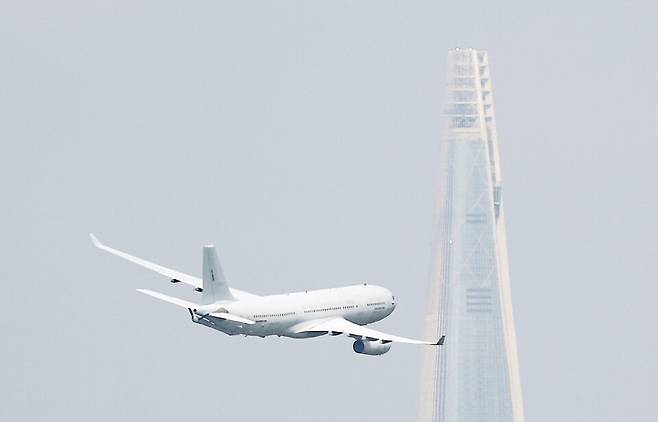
194, 284, 396, 338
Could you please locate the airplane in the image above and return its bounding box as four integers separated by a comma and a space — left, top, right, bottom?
90, 234, 445, 355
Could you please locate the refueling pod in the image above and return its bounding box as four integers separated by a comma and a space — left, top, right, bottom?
352, 339, 392, 355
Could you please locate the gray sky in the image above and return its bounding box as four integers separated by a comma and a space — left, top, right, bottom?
1, 1, 656, 421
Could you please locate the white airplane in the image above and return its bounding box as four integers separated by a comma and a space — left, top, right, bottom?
90, 234, 444, 355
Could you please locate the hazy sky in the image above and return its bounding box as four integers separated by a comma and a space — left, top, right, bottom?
1, 1, 656, 421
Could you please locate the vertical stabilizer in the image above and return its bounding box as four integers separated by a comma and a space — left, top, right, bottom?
202, 246, 235, 304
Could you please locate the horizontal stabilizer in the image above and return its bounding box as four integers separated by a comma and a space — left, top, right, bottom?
137, 290, 254, 325
136, 289, 198, 309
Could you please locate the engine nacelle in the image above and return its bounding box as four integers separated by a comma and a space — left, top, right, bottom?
352, 339, 392, 355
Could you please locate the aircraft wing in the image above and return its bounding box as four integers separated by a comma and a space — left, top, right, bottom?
91, 234, 201, 287
296, 317, 444, 345
90, 234, 259, 300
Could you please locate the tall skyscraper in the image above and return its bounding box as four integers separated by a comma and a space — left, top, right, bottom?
417, 49, 525, 422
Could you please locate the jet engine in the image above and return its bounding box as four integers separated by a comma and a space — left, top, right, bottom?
352, 339, 392, 355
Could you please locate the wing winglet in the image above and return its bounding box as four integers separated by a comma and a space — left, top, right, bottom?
90, 233, 102, 248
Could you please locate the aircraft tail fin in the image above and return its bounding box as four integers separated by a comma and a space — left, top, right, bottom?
202, 245, 235, 304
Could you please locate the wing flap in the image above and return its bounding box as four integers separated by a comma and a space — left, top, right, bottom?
297, 318, 442, 345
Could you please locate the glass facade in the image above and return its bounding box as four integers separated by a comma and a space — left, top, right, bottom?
417, 49, 525, 422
